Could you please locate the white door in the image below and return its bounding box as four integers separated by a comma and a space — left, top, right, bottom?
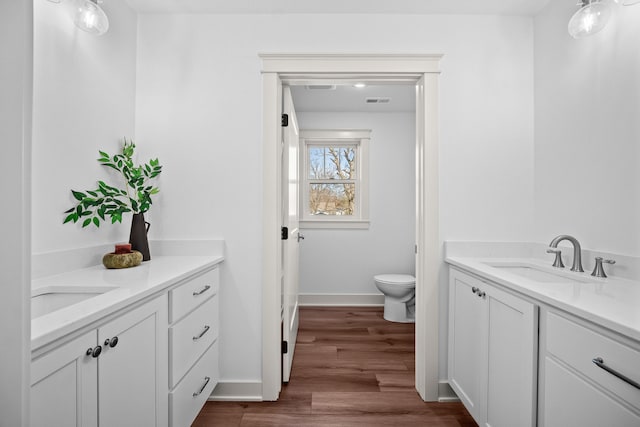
448, 270, 484, 423
30, 331, 98, 427
281, 86, 300, 383
98, 296, 167, 427
484, 284, 537, 427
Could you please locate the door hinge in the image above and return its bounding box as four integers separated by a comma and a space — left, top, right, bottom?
282, 340, 288, 354
281, 113, 289, 127
281, 226, 288, 240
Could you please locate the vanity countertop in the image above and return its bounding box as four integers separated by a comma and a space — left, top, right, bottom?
31, 255, 223, 351
446, 257, 640, 342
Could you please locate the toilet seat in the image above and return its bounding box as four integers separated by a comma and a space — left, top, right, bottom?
374, 274, 415, 286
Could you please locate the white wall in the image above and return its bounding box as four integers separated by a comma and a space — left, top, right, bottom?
534, 2, 640, 257
0, 2, 32, 425
32, 0, 138, 254
296, 112, 415, 295
135, 13, 535, 384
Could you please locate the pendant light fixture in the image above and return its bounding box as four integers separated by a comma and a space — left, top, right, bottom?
72, 0, 109, 35
47, 0, 109, 36
568, 0, 612, 38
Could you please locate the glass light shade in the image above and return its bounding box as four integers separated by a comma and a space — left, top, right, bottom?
569, 1, 611, 39
568, 1, 611, 38
72, 0, 109, 35
614, 0, 640, 5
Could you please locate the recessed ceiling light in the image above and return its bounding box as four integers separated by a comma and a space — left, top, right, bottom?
353, 83, 367, 89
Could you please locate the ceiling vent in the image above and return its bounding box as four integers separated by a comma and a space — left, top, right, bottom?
365, 97, 391, 104
305, 84, 336, 90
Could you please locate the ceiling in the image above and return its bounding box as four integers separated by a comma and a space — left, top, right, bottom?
126, 0, 551, 16
290, 84, 415, 113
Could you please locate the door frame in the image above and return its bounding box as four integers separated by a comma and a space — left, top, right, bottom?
260, 53, 442, 401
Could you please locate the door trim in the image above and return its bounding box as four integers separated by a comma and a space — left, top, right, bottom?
260, 53, 442, 401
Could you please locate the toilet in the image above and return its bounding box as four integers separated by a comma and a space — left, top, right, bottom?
374, 274, 416, 323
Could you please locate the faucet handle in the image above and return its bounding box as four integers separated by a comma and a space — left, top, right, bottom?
591, 257, 616, 278
546, 248, 565, 268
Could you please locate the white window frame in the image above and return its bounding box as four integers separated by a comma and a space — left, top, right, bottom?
299, 129, 371, 229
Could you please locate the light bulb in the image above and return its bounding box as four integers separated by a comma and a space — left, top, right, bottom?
568, 1, 612, 38
72, 0, 109, 35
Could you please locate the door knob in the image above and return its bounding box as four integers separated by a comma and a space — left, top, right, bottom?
297, 233, 305, 242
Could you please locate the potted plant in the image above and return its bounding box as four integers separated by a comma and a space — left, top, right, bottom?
63, 139, 162, 261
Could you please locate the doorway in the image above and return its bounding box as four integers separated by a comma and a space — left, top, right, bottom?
260, 54, 442, 402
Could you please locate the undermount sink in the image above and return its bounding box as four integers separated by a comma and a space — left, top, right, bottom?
484, 263, 593, 284
31, 286, 118, 319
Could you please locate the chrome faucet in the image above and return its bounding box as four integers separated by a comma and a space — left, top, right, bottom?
549, 235, 584, 272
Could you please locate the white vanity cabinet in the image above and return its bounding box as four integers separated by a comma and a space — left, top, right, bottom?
448, 267, 538, 427
168, 267, 220, 427
30, 295, 168, 427
541, 309, 640, 426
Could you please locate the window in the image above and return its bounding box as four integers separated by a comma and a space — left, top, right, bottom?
300, 129, 370, 228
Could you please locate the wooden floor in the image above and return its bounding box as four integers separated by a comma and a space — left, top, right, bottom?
193, 306, 476, 426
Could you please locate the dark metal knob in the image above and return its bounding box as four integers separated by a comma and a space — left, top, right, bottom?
472, 287, 479, 294
104, 336, 119, 348
86, 345, 102, 358
478, 291, 486, 298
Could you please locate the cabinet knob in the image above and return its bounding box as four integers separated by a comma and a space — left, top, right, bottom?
478, 291, 486, 298
104, 336, 119, 348
86, 345, 102, 358
472, 287, 479, 294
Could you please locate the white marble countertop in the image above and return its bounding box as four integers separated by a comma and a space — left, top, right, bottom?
31, 255, 223, 350
446, 257, 640, 342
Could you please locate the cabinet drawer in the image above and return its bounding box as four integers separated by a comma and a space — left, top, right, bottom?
170, 294, 219, 387
170, 341, 219, 427
170, 268, 219, 323
546, 311, 640, 409
544, 356, 640, 427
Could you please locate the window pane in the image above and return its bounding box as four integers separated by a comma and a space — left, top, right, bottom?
308, 145, 357, 180
308, 147, 327, 179
309, 183, 355, 216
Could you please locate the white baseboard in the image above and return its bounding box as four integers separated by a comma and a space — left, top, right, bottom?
208, 381, 263, 401
299, 293, 384, 306
438, 381, 460, 402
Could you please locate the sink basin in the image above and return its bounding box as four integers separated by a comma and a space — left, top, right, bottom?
484, 263, 593, 284
31, 286, 117, 319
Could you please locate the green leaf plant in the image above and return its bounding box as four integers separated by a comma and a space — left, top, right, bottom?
63, 139, 162, 228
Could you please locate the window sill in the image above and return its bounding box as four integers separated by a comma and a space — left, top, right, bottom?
300, 220, 370, 230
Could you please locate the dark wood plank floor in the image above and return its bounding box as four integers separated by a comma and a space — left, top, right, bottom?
193, 306, 477, 426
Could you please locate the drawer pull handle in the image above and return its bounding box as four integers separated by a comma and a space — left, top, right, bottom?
193, 285, 211, 296
193, 376, 211, 397
193, 325, 211, 341
592, 357, 640, 390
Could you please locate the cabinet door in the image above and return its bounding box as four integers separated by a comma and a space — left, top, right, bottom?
544, 356, 640, 427
97, 295, 168, 427
448, 269, 485, 423
31, 331, 98, 427
485, 283, 537, 427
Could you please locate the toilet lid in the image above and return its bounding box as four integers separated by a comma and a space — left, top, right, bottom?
374, 274, 415, 285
